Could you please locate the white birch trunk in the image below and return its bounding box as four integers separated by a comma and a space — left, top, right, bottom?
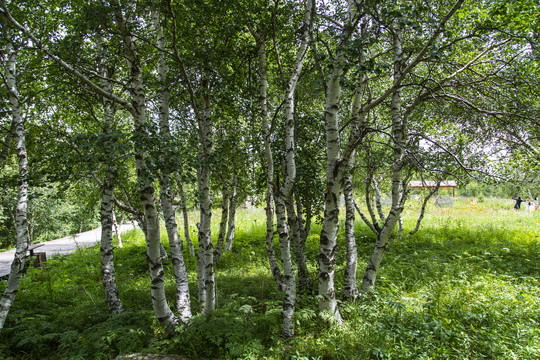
153, 12, 191, 322
154, 11, 192, 322
175, 173, 195, 257
97, 57, 125, 314
224, 175, 237, 251
286, 196, 309, 289
0, 117, 14, 169
197, 93, 215, 314
361, 27, 406, 292
343, 166, 358, 300
318, 63, 344, 320
99, 166, 125, 314
0, 43, 29, 331
214, 182, 229, 264
112, 210, 123, 248
113, 2, 177, 333
255, 33, 283, 289
341, 50, 367, 300
159, 178, 192, 321
275, 0, 313, 337
274, 196, 296, 337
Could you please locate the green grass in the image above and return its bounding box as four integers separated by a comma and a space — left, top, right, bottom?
1, 199, 540, 359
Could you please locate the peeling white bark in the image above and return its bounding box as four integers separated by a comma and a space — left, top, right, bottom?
343, 166, 358, 300
0, 43, 29, 330
318, 59, 344, 320
113, 2, 177, 333
361, 26, 406, 292
99, 166, 125, 314
153, 11, 192, 322
254, 32, 284, 290
287, 196, 309, 289
175, 174, 195, 257
214, 182, 229, 264
112, 211, 123, 248
224, 175, 237, 251
197, 92, 215, 314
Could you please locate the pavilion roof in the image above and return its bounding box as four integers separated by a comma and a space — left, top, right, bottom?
409, 180, 457, 188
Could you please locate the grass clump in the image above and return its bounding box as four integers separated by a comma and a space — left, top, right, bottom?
1, 202, 540, 359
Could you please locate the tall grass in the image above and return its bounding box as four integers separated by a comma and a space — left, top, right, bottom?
1, 199, 539, 359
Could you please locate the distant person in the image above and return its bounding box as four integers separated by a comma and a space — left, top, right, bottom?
513, 196, 524, 210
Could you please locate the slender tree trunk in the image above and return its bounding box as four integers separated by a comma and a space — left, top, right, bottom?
0, 117, 14, 170
0, 43, 28, 331
343, 165, 358, 300
113, 2, 177, 333
286, 196, 309, 289
112, 210, 123, 248
254, 32, 283, 289
318, 55, 344, 322
99, 166, 125, 314
159, 177, 192, 321
224, 175, 237, 251
276, 0, 314, 337
97, 57, 124, 314
197, 91, 215, 314
153, 11, 192, 322
361, 26, 406, 292
274, 196, 296, 337
175, 174, 195, 257
408, 183, 439, 237
297, 196, 312, 256
214, 182, 229, 264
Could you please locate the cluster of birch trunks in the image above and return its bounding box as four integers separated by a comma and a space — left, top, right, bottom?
2, 0, 534, 339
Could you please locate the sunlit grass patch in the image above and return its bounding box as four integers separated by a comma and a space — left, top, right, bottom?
2, 198, 540, 359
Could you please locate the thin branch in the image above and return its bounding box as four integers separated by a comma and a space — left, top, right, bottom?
407, 180, 440, 237
361, 0, 465, 114
0, 1, 133, 112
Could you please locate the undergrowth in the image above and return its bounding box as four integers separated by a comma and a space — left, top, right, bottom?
1, 200, 539, 359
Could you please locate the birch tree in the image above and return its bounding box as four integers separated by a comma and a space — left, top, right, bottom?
0, 41, 29, 331
153, 10, 191, 322
0, 0, 180, 333
313, 0, 466, 319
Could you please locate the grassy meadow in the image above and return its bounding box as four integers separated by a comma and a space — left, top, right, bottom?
1, 197, 539, 359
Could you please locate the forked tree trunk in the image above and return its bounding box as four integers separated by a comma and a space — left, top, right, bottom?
154, 11, 191, 322
224, 175, 237, 251
361, 26, 406, 292
99, 166, 125, 314
0, 43, 29, 331
113, 2, 177, 333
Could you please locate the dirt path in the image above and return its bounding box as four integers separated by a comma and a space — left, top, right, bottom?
0, 223, 138, 278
